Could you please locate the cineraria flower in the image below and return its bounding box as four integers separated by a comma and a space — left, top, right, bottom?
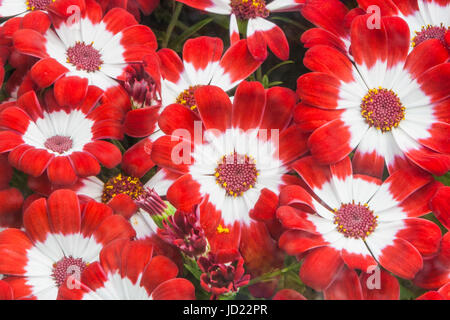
0, 77, 124, 186
124, 36, 262, 138
0, 189, 136, 299
277, 156, 442, 295
150, 81, 307, 295
57, 238, 196, 300
296, 15, 450, 178
97, 0, 160, 21
13, 2, 157, 108
175, 0, 303, 61
0, 154, 24, 232
358, 0, 450, 52
198, 249, 250, 299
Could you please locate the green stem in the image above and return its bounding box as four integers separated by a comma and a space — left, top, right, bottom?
162, 2, 183, 48
256, 67, 263, 82
244, 262, 302, 287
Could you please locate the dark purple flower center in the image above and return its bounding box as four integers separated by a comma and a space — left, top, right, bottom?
230, 0, 269, 20
44, 135, 73, 154
52, 256, 86, 287
27, 0, 53, 11
333, 203, 378, 239
176, 85, 202, 111
215, 152, 258, 197
66, 42, 103, 73
102, 173, 144, 203
360, 88, 405, 132
412, 24, 448, 48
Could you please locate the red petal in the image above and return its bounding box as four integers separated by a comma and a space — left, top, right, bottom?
141, 255, 179, 294
195, 85, 232, 132
47, 156, 78, 186
84, 141, 122, 169
324, 266, 363, 300
30, 58, 68, 88
360, 268, 400, 300
232, 81, 266, 130
54, 76, 89, 107
151, 278, 195, 300
47, 189, 81, 235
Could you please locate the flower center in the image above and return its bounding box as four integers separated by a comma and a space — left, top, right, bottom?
26, 0, 54, 11
333, 203, 378, 239
176, 85, 202, 111
44, 135, 73, 154
52, 256, 86, 287
412, 24, 448, 48
230, 0, 269, 20
215, 152, 258, 197
66, 42, 103, 73
102, 174, 144, 203
360, 88, 405, 132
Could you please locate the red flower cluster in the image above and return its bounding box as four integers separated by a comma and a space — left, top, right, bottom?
0, 0, 448, 301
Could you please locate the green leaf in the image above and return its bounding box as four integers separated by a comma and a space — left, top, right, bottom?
172, 17, 214, 51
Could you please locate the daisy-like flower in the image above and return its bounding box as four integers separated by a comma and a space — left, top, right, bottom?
57, 238, 196, 300
0, 77, 124, 186
277, 156, 442, 296
0, 189, 136, 300
150, 81, 308, 295
296, 14, 450, 178
358, 0, 450, 52
175, 0, 303, 61
97, 0, 160, 21
0, 154, 24, 232
124, 36, 262, 138
12, 1, 157, 108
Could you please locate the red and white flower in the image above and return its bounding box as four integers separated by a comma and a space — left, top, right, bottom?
358, 0, 450, 52
0, 189, 136, 300
12, 2, 157, 107
124, 36, 262, 138
296, 14, 450, 178
0, 77, 123, 186
57, 238, 196, 300
277, 156, 442, 295
175, 0, 303, 61
150, 81, 308, 296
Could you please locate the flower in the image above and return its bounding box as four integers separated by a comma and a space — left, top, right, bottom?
57, 238, 196, 300
277, 156, 442, 295
150, 81, 307, 296
175, 0, 303, 61
296, 14, 450, 178
158, 205, 208, 258
198, 249, 250, 299
124, 36, 262, 138
0, 189, 136, 299
0, 77, 123, 186
12, 2, 157, 108
358, 0, 450, 52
